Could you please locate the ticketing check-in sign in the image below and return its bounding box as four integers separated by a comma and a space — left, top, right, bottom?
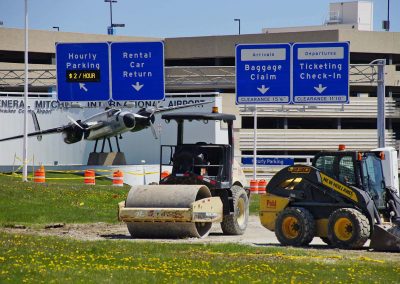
235, 44, 291, 104
293, 42, 349, 104
111, 42, 165, 101
56, 42, 110, 101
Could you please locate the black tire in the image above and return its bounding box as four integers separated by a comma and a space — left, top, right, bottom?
327, 208, 370, 249
220, 185, 249, 235
275, 207, 315, 246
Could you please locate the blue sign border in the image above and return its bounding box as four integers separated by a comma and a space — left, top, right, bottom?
56, 42, 110, 102
292, 41, 350, 104
235, 43, 291, 105
110, 41, 165, 101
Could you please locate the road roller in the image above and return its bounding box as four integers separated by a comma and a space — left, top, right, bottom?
118, 109, 249, 238
259, 147, 400, 251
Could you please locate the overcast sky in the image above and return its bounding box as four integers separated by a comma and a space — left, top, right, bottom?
0, 0, 398, 37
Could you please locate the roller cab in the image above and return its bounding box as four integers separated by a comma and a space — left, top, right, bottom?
118, 110, 250, 238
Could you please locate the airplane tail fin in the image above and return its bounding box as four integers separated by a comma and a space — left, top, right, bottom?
31, 111, 42, 141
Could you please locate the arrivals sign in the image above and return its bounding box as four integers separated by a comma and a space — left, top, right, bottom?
56, 42, 165, 102
235, 44, 291, 104
235, 42, 349, 105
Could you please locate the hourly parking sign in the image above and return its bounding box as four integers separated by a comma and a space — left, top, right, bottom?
56, 42, 110, 102
292, 42, 349, 104
235, 43, 291, 104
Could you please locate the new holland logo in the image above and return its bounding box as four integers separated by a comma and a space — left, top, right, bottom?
319, 172, 358, 202
288, 166, 311, 174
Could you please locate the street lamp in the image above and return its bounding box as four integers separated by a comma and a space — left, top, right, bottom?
52, 26, 59, 31
234, 18, 241, 35
383, 0, 390, 31
104, 0, 125, 35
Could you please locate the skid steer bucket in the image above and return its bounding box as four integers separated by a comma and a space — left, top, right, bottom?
369, 224, 400, 252
118, 185, 223, 238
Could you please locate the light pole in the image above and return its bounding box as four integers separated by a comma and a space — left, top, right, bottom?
234, 18, 241, 35
383, 0, 390, 31
23, 0, 29, 181
105, 0, 125, 35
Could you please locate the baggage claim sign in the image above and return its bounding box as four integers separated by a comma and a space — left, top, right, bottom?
236, 42, 349, 105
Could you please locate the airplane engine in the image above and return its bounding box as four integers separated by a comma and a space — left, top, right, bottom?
62, 125, 84, 144
122, 113, 136, 128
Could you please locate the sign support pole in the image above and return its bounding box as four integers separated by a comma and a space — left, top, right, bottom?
253, 106, 257, 181
375, 59, 386, 148
22, 0, 29, 182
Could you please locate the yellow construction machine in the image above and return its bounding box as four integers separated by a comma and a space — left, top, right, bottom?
260, 147, 400, 251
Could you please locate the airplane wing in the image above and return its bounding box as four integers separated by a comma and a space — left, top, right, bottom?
0, 126, 68, 142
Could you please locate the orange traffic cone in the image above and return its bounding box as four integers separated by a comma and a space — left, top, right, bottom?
112, 170, 124, 187
34, 165, 45, 183
258, 179, 267, 194
161, 170, 170, 179
84, 169, 95, 185
250, 179, 259, 194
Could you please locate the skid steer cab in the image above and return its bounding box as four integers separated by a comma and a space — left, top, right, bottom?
259, 146, 400, 251
118, 109, 249, 239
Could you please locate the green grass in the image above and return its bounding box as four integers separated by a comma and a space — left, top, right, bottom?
1, 232, 399, 283
249, 193, 260, 215
0, 174, 129, 226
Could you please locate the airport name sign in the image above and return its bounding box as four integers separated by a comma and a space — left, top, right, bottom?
56, 42, 165, 102
235, 42, 349, 105
236, 44, 291, 104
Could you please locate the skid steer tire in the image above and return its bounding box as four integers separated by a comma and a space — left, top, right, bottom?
327, 208, 370, 249
220, 185, 249, 235
275, 207, 315, 246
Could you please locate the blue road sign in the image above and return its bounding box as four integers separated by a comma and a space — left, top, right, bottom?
293, 42, 349, 104
235, 43, 291, 104
242, 157, 294, 166
56, 42, 110, 102
111, 42, 165, 101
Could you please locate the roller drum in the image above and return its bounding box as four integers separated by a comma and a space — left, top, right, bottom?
125, 185, 213, 238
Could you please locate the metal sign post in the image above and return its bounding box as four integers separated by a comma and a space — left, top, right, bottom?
253, 106, 257, 180
374, 59, 386, 147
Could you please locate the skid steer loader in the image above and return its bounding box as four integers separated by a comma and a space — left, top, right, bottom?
118, 109, 249, 238
259, 146, 400, 251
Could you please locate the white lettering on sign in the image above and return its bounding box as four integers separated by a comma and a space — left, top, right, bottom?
68, 53, 97, 61
122, 52, 152, 59
297, 47, 344, 60
294, 96, 347, 102
244, 64, 282, 81
66, 53, 100, 70
238, 96, 289, 103
299, 72, 342, 80
122, 71, 153, 78
241, 48, 286, 61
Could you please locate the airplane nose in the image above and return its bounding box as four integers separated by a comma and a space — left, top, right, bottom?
123, 113, 136, 128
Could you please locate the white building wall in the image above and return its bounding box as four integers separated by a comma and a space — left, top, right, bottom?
329, 1, 373, 31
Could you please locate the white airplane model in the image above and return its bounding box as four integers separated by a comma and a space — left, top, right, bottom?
0, 101, 211, 152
